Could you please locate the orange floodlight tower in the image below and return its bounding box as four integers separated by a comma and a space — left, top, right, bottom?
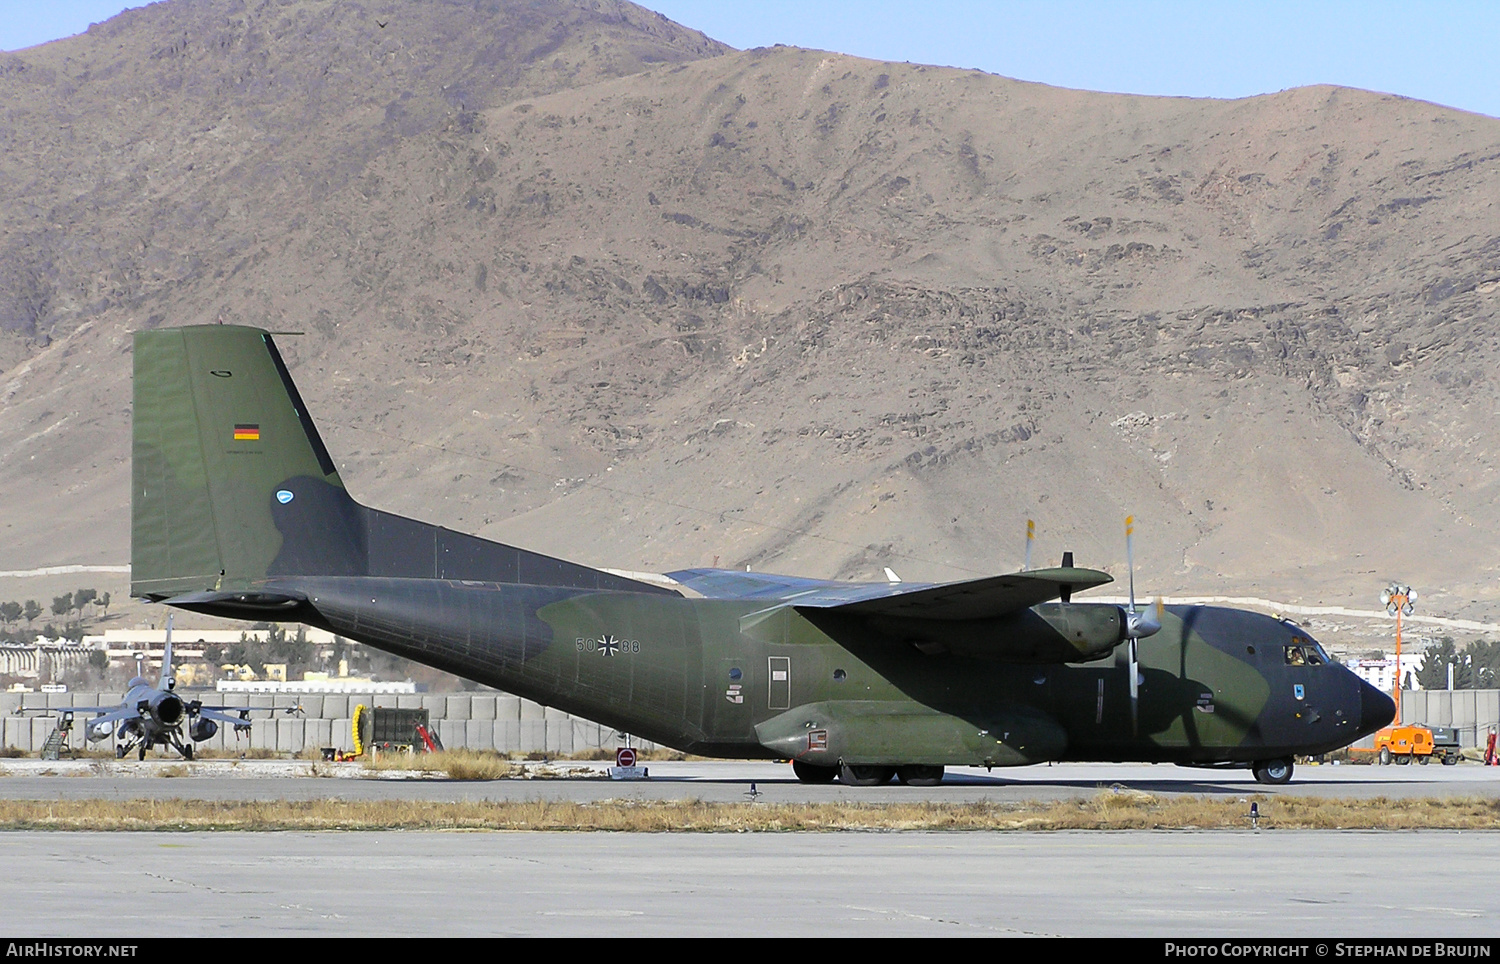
1380, 583, 1417, 724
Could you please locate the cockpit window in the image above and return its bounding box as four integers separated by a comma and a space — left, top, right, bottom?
1284, 637, 1329, 666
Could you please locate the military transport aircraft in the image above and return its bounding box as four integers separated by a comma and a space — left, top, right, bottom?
40, 615, 253, 759
130, 325, 1394, 784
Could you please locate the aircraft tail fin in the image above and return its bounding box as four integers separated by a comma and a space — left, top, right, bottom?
133, 325, 671, 600
132, 325, 351, 599
160, 613, 175, 689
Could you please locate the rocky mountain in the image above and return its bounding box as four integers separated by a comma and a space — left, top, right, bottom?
3, 0, 1499, 636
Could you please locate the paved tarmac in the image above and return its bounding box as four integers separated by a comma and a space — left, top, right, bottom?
2, 760, 1498, 937
3, 830, 1498, 937
1, 758, 1498, 802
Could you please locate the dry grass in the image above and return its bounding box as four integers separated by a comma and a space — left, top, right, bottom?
566, 747, 698, 762
0, 792, 1497, 832
362, 749, 521, 780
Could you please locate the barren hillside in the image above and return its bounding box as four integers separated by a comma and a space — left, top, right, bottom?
3, 0, 1499, 633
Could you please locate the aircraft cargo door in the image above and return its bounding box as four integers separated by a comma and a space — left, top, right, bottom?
768, 656, 791, 710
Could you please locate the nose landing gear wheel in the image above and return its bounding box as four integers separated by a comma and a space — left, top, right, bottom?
1252, 758, 1294, 785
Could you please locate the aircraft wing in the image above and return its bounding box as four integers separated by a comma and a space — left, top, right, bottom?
19, 704, 135, 719
795, 567, 1112, 621
194, 707, 253, 728
65, 705, 138, 726
670, 566, 1111, 620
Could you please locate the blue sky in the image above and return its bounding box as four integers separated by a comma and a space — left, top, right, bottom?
3, 1, 1496, 118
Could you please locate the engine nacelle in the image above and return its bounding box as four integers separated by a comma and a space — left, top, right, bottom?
149, 692, 184, 726
189, 718, 218, 742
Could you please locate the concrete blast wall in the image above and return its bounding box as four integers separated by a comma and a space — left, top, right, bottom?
0, 691, 656, 756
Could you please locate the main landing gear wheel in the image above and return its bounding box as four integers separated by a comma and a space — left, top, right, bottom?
839, 764, 895, 787
138, 743, 147, 761
115, 744, 126, 759
791, 760, 837, 784
896, 765, 945, 787
182, 744, 194, 761
1252, 758, 1294, 785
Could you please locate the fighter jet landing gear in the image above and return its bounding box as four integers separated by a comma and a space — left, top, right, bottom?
1252, 757, 1294, 785
791, 760, 838, 784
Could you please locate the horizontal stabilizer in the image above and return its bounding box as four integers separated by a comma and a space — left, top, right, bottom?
804, 567, 1111, 621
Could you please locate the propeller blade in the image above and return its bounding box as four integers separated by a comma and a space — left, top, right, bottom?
1128, 638, 1140, 736
1024, 519, 1035, 572
1120, 518, 1160, 639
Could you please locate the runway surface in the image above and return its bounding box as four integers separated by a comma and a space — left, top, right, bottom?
1, 758, 1498, 802
4, 830, 1498, 937
4, 760, 1497, 937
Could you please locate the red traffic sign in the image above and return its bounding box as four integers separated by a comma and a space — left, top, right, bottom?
615, 747, 637, 768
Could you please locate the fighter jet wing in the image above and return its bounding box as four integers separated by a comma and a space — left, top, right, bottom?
64, 705, 139, 726
18, 705, 130, 717
798, 567, 1112, 621
194, 707, 254, 728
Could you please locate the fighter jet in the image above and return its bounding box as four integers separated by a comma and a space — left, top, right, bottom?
130, 325, 1395, 784
51, 615, 253, 759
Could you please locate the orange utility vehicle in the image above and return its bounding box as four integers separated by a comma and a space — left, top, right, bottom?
1366, 724, 1461, 765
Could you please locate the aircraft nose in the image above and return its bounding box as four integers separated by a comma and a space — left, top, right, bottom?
1357, 677, 1396, 737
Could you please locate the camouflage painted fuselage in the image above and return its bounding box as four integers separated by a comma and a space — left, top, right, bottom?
170, 575, 1387, 766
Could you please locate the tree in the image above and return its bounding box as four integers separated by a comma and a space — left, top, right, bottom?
270, 624, 312, 666
22, 600, 41, 628
1416, 637, 1500, 690
1417, 638, 1461, 690
51, 594, 72, 619
98, 592, 111, 617
0, 601, 19, 629
74, 588, 97, 614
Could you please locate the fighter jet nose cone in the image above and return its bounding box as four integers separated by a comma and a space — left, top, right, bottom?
1359, 678, 1396, 736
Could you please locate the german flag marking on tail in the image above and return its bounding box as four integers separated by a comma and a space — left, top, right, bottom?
233, 424, 261, 441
